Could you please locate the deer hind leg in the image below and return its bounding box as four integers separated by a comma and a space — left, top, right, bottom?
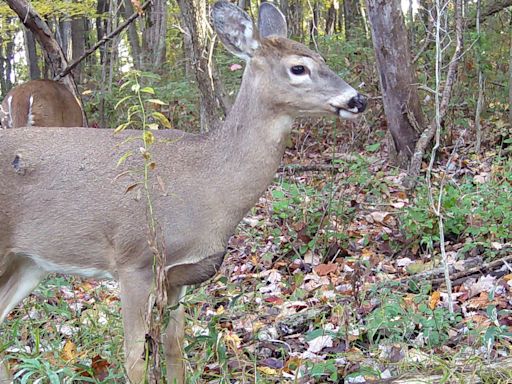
0, 254, 46, 383
118, 267, 154, 384
163, 285, 186, 384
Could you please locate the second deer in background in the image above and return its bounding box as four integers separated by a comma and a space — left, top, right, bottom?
0, 79, 84, 129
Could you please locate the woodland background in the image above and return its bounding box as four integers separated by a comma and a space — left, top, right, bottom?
1, 0, 512, 383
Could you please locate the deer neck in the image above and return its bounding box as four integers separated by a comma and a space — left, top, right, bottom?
206, 69, 293, 220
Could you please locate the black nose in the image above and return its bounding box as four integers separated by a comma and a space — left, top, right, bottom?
347, 93, 367, 113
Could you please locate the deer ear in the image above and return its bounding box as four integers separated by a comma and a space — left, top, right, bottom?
212, 1, 260, 61
258, 2, 287, 38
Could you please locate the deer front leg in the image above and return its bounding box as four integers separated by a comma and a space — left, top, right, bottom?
163, 286, 186, 384
0, 255, 46, 383
118, 267, 153, 384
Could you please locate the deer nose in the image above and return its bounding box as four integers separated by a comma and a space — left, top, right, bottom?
347, 93, 367, 113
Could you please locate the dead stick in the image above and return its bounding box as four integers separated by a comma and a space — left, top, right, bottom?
389, 254, 512, 287
430, 254, 512, 286
278, 164, 339, 173
56, 1, 152, 80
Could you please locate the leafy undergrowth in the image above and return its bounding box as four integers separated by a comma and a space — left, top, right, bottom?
1, 121, 512, 383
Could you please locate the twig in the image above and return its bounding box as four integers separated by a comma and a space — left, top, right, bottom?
405, 0, 464, 189
430, 254, 512, 286
382, 253, 512, 290
278, 164, 338, 173
383, 357, 512, 383
56, 1, 152, 80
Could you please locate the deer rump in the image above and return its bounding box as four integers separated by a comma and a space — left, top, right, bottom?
1, 79, 84, 129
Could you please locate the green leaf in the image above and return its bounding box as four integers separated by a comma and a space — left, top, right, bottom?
117, 151, 133, 166
366, 143, 381, 152
148, 98, 166, 105
114, 95, 133, 110
114, 122, 131, 133
151, 111, 172, 128
144, 131, 155, 146
141, 87, 155, 94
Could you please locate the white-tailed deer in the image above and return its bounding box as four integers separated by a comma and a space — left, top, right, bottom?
0, 2, 366, 383
0, 79, 84, 128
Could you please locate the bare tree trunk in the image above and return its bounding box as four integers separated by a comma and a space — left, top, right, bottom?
0, 24, 14, 95
177, 0, 227, 132
121, 0, 142, 69
288, 0, 304, 40
142, 0, 167, 72
366, 0, 425, 167
24, 29, 40, 79
475, 0, 485, 153
96, 0, 109, 64
466, 0, 512, 29
408, 0, 415, 47
325, 1, 337, 35
56, 17, 71, 59
71, 17, 86, 82
238, 0, 251, 11
405, 0, 464, 188
344, 0, 363, 40
308, 0, 320, 48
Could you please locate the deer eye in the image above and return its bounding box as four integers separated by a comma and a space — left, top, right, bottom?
290, 65, 306, 75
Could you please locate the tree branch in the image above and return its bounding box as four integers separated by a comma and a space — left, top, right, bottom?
465, 0, 512, 29
57, 1, 152, 80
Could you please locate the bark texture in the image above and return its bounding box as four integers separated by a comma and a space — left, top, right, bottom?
142, 0, 167, 71
24, 29, 40, 79
366, 0, 425, 167
71, 17, 86, 81
177, 0, 227, 132
466, 0, 512, 29
122, 0, 142, 69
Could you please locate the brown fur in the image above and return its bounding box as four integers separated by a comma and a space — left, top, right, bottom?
1, 79, 84, 128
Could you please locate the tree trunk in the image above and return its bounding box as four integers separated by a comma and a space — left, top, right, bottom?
408, 0, 415, 47
344, 0, 363, 40
366, 0, 425, 167
287, 0, 304, 40
466, 0, 512, 29
121, 0, 142, 69
96, 0, 109, 64
308, 1, 320, 48
24, 29, 40, 79
238, 0, 251, 11
142, 0, 167, 72
0, 23, 14, 95
325, 1, 337, 35
177, 0, 227, 132
71, 17, 86, 82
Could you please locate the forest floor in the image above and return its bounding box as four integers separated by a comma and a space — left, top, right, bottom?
2, 118, 512, 383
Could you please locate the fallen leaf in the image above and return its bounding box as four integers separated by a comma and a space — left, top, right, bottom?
61, 339, 78, 361
307, 335, 333, 353
429, 291, 441, 310
258, 366, 278, 375
314, 263, 338, 276
91, 355, 111, 380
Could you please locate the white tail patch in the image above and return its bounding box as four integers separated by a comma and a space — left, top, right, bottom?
27, 95, 35, 127
6, 95, 13, 128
